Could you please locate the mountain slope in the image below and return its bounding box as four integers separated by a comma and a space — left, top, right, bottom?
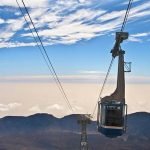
0, 112, 149, 150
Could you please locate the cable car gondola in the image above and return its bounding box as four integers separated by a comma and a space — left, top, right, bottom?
97, 32, 130, 138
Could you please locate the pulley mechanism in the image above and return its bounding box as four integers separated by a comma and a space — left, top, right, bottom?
111, 32, 128, 58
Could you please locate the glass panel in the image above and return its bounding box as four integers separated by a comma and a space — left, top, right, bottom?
100, 104, 105, 125
105, 105, 123, 127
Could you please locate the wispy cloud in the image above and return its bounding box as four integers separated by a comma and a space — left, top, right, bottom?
131, 32, 150, 37
0, 18, 5, 24
129, 32, 150, 42
46, 104, 84, 114
0, 0, 48, 7
46, 104, 64, 110
29, 105, 41, 112
79, 70, 106, 75
0, 41, 37, 48
0, 18, 25, 42
0, 0, 150, 48
0, 102, 22, 112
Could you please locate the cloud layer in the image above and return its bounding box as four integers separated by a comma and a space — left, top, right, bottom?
0, 74, 150, 84
0, 82, 149, 118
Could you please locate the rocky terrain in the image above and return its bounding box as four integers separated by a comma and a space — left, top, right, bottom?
0, 112, 149, 150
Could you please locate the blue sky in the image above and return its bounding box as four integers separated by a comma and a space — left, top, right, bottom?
0, 0, 150, 77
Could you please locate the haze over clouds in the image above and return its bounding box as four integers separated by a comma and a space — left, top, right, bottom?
0, 75, 149, 119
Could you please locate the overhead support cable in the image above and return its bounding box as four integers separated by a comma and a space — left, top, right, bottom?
16, 0, 52, 73
16, 0, 68, 109
121, 0, 133, 32
16, 0, 73, 112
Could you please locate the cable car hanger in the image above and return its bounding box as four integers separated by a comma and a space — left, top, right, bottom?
91, 0, 133, 119
91, 0, 133, 138
97, 32, 130, 138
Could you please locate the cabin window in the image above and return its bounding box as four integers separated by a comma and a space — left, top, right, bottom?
105, 105, 123, 127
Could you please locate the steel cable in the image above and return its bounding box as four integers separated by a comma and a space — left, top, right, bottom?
16, 0, 73, 112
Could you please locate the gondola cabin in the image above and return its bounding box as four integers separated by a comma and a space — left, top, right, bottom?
97, 100, 127, 137
97, 32, 130, 138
